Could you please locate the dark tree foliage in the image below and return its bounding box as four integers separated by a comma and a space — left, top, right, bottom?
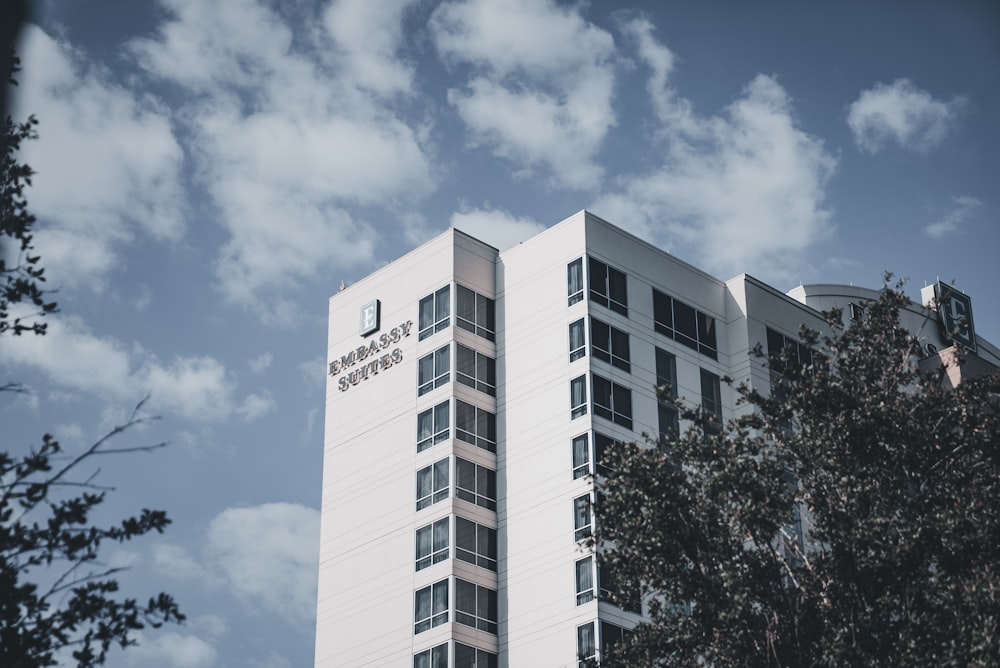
2, 55, 57, 339
0, 404, 185, 667
595, 282, 1000, 667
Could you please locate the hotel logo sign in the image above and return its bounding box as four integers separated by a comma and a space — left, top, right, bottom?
935, 282, 977, 354
359, 299, 380, 336
330, 318, 413, 391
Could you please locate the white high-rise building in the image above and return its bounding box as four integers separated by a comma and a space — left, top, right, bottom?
314, 211, 998, 667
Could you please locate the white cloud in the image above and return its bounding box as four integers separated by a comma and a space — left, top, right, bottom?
130, 0, 435, 321
235, 391, 277, 421
430, 0, 617, 189
249, 352, 273, 374
847, 79, 965, 153
322, 0, 420, 97
16, 25, 184, 291
205, 503, 319, 625
125, 631, 217, 668
450, 206, 546, 251
248, 652, 293, 668
924, 195, 982, 239
0, 312, 256, 421
593, 22, 836, 282
152, 543, 214, 582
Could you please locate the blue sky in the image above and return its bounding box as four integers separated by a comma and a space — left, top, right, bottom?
3, 1, 998, 665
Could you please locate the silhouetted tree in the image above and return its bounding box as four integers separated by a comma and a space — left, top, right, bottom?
2, 54, 184, 667
595, 282, 1000, 667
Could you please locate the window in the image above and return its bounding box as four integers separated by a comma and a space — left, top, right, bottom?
574, 494, 592, 541
416, 458, 450, 511
600, 621, 632, 657
414, 579, 448, 633
456, 344, 496, 396
569, 318, 586, 362
700, 368, 722, 434
456, 285, 495, 341
455, 643, 498, 668
570, 375, 588, 419
658, 403, 679, 442
455, 517, 497, 571
419, 286, 450, 340
577, 622, 596, 667
655, 347, 677, 399
572, 434, 589, 479
656, 348, 679, 439
592, 374, 633, 429
589, 257, 628, 316
413, 643, 448, 668
593, 431, 615, 476
416, 517, 450, 571
599, 563, 641, 613
568, 258, 584, 306
576, 556, 595, 604
456, 458, 497, 511
652, 288, 718, 359
455, 579, 497, 634
590, 317, 630, 372
766, 327, 813, 374
418, 345, 450, 396
418, 401, 450, 452
455, 400, 496, 452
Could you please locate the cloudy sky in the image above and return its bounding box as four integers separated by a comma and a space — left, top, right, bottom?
3, 0, 998, 665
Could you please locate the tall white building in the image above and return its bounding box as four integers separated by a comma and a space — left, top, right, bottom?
314, 211, 998, 667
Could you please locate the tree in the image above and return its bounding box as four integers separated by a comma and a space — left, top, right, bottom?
1, 403, 185, 667
2, 55, 184, 666
594, 282, 1000, 667
2, 54, 57, 340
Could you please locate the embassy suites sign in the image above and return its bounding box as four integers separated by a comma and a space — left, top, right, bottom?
328, 299, 413, 391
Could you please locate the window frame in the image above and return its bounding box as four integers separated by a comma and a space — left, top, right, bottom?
414, 579, 449, 634
574, 494, 592, 542
413, 643, 448, 668
416, 458, 450, 511
455, 399, 496, 452
455, 458, 497, 511
572, 433, 589, 479
588, 257, 628, 316
455, 344, 496, 396
652, 288, 718, 359
569, 318, 586, 362
568, 258, 584, 306
415, 517, 450, 571
455, 516, 497, 572
590, 317, 630, 371
455, 643, 498, 668
577, 622, 596, 667
419, 285, 451, 341
417, 400, 450, 452
700, 368, 722, 433
456, 284, 496, 342
575, 555, 595, 605
570, 375, 588, 419
455, 579, 498, 634
418, 344, 451, 396
591, 373, 633, 430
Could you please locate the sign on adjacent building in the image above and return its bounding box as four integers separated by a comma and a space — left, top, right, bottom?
936, 282, 977, 354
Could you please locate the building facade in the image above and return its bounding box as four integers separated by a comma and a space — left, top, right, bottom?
314, 211, 998, 667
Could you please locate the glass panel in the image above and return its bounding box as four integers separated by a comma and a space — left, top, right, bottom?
673, 300, 698, 349
572, 434, 589, 479
576, 557, 594, 604
569, 319, 585, 361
